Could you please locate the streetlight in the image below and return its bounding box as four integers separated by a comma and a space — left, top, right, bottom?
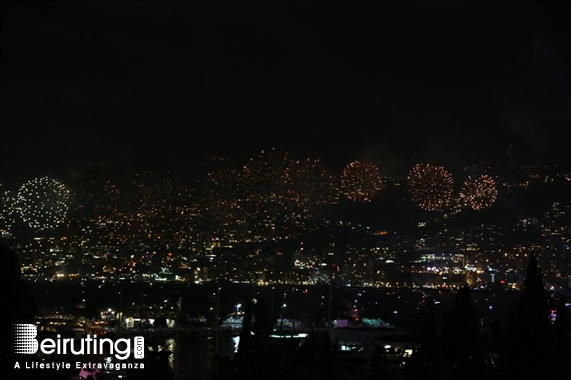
236, 303, 241, 316
280, 303, 287, 333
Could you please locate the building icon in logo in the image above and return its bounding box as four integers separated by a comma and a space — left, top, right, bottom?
13, 324, 38, 354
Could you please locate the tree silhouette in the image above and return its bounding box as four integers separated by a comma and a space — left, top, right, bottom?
250, 294, 277, 380
231, 294, 297, 380
366, 344, 393, 380
402, 307, 451, 380
502, 253, 553, 380
441, 284, 486, 380
292, 331, 340, 380
516, 253, 550, 334
490, 319, 506, 356
253, 294, 273, 352
234, 297, 254, 380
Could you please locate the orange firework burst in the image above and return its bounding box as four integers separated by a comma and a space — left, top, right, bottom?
407, 163, 453, 211
341, 161, 384, 203
459, 174, 497, 210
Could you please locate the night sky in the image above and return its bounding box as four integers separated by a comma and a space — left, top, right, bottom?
2, 1, 571, 188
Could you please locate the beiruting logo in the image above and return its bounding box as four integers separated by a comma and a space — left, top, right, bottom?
13, 324, 144, 360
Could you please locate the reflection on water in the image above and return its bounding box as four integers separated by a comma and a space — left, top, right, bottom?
166, 338, 175, 370
231, 336, 240, 354
150, 334, 238, 379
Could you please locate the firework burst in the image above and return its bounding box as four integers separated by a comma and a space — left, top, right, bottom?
341, 161, 384, 203
407, 163, 453, 211
16, 176, 72, 232
459, 174, 497, 210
